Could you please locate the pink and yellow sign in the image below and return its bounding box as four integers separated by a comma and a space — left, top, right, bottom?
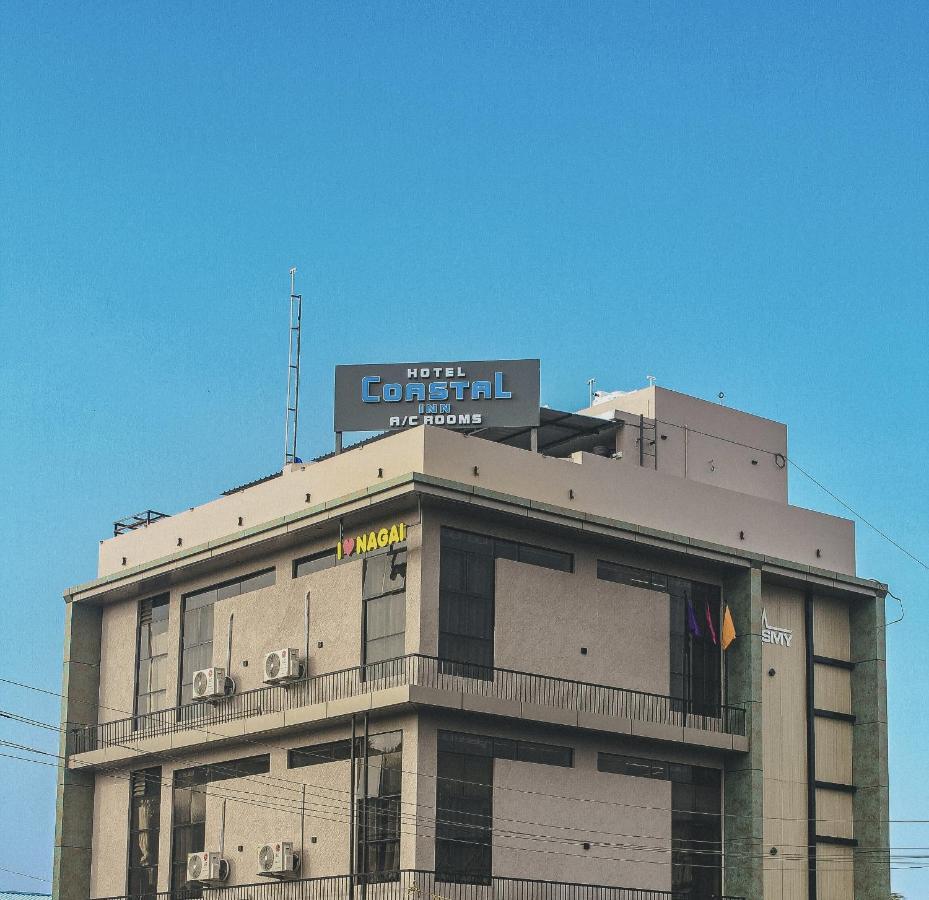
337, 522, 407, 560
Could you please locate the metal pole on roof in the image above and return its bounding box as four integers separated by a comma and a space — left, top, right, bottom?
284, 267, 303, 466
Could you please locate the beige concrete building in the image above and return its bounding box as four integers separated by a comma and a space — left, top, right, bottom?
54, 383, 890, 900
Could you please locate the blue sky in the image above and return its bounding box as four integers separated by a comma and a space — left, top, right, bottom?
1, 1, 927, 894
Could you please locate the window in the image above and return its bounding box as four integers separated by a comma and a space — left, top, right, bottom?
293, 548, 337, 578
597, 560, 722, 719
287, 738, 353, 768
170, 755, 270, 894
135, 595, 169, 718
671, 766, 722, 898
179, 568, 275, 706
435, 731, 493, 884
363, 549, 406, 670
445, 527, 574, 573
492, 736, 574, 767
357, 731, 403, 881
127, 768, 161, 898
597, 752, 670, 780
596, 560, 668, 592
439, 530, 496, 674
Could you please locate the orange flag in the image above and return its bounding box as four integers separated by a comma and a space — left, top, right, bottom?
721, 605, 737, 650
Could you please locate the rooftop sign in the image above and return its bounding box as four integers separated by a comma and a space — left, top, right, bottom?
334, 359, 540, 433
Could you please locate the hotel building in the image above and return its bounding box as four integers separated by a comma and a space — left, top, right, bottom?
53, 382, 890, 900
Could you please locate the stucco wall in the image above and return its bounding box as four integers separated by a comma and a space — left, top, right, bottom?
89, 771, 130, 898
97, 598, 138, 725
495, 558, 669, 694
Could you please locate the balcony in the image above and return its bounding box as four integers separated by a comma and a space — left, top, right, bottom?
95, 869, 744, 900
68, 655, 747, 763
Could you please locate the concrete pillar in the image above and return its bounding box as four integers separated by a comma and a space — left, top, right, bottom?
722, 565, 764, 899
850, 592, 891, 899
52, 600, 102, 900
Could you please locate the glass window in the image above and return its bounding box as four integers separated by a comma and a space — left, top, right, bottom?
293, 548, 337, 578
672, 767, 722, 897
516, 543, 573, 572
357, 730, 402, 882
435, 733, 493, 884
515, 740, 573, 767
135, 596, 169, 720
127, 768, 161, 899
597, 752, 670, 780
287, 739, 353, 769
363, 551, 406, 671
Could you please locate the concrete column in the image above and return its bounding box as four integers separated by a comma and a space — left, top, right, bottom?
722, 565, 764, 899
850, 592, 891, 899
52, 600, 102, 900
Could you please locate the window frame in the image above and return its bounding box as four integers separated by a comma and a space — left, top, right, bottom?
133, 594, 170, 722
126, 767, 162, 899
361, 548, 407, 675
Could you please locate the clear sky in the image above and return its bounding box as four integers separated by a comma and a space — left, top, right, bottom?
1, 1, 927, 894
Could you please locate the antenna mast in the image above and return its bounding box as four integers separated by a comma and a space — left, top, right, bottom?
284, 267, 303, 466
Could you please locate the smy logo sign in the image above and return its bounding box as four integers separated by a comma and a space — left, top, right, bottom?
333, 359, 540, 433
761, 608, 793, 648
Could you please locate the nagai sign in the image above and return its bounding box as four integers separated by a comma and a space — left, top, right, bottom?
337, 522, 407, 560
333, 359, 541, 432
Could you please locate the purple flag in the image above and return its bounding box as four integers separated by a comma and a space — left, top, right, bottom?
686, 597, 702, 639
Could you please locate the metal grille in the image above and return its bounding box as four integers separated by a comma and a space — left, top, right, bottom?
69, 655, 746, 756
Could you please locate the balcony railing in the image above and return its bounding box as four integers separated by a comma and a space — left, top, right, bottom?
94, 868, 744, 900
68, 654, 745, 755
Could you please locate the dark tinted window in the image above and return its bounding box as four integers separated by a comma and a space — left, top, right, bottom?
598, 752, 670, 780
127, 768, 161, 899
293, 549, 337, 578
597, 560, 668, 591
435, 734, 493, 884
288, 739, 353, 768
357, 731, 402, 881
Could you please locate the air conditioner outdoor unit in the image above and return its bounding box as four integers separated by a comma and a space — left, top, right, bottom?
257, 840, 300, 877
264, 648, 303, 685
187, 851, 229, 885
192, 666, 234, 702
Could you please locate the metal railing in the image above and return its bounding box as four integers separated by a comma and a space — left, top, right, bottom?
68, 655, 745, 755
94, 868, 744, 900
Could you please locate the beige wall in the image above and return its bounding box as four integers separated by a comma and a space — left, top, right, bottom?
422, 427, 854, 575
761, 583, 809, 900
97, 597, 139, 725
96, 417, 854, 582
583, 386, 789, 503
494, 559, 669, 695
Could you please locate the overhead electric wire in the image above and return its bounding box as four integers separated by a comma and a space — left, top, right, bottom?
2, 715, 917, 874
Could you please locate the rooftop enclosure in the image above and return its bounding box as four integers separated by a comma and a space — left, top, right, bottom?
93, 418, 854, 586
